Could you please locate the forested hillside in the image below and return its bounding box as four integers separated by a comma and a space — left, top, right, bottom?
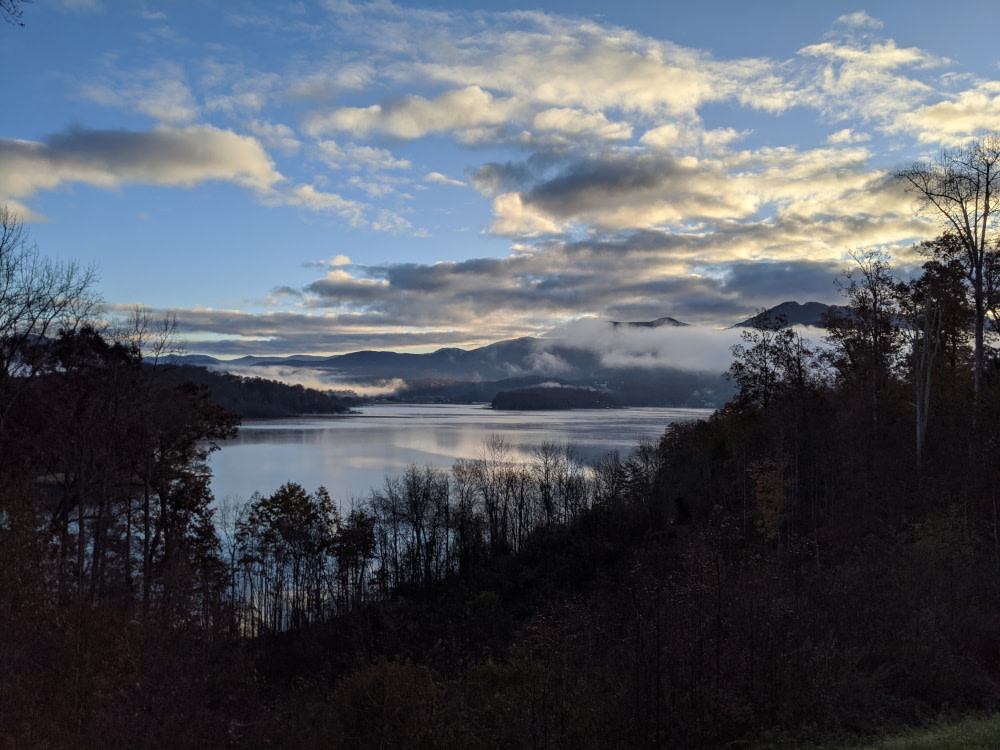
164, 363, 350, 418
3, 134, 1000, 750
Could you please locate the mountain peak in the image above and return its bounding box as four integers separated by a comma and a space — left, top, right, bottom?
733, 301, 841, 329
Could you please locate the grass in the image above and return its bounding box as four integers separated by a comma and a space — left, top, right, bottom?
846, 714, 1000, 750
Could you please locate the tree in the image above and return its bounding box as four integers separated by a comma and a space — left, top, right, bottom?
236, 482, 338, 633
895, 274, 942, 466
894, 250, 974, 465
896, 134, 1000, 395
726, 312, 816, 410
822, 249, 903, 441
1, 0, 28, 26
0, 205, 99, 435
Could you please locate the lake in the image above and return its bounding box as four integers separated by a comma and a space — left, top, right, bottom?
208, 403, 713, 503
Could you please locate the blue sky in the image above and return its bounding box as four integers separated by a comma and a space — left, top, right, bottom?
2, 0, 999, 358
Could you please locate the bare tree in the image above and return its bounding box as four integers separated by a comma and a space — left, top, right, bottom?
896, 134, 1000, 395
0, 205, 100, 434
1, 0, 29, 27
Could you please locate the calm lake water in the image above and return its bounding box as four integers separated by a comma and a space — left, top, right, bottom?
208, 403, 713, 503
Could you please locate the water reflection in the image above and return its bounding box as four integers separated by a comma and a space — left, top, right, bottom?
209, 403, 712, 503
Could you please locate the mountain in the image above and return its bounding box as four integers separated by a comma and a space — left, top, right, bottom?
612, 316, 688, 328
733, 300, 845, 328
172, 316, 733, 407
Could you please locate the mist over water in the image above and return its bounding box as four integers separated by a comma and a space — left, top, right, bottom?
208, 403, 712, 504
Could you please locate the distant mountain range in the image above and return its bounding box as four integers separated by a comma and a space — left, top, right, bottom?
175, 301, 840, 408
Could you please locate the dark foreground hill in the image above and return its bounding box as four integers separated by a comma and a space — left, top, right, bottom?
5, 307, 1000, 749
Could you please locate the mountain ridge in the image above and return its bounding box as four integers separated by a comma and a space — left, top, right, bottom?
170, 302, 841, 407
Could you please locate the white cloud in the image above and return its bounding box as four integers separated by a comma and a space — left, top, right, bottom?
425, 172, 466, 187
490, 192, 567, 236
640, 123, 684, 149
531, 108, 632, 141
833, 11, 883, 30
79, 62, 199, 125
247, 120, 302, 155
284, 185, 366, 225
306, 85, 521, 139
893, 80, 1000, 144
317, 142, 412, 171
825, 128, 871, 145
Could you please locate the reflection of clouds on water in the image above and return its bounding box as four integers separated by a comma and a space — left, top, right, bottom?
210, 404, 712, 504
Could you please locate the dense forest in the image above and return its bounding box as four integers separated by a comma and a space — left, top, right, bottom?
164, 364, 350, 418
2, 139, 1000, 748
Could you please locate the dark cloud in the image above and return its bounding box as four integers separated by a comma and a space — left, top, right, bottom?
470, 151, 566, 194
269, 285, 303, 298
303, 276, 388, 304
472, 161, 537, 194
379, 257, 507, 290
522, 152, 738, 222
717, 260, 843, 303
0, 125, 282, 199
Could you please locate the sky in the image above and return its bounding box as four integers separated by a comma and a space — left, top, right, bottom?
2, 0, 1000, 360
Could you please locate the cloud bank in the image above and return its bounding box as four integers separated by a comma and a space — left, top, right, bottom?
6, 3, 998, 357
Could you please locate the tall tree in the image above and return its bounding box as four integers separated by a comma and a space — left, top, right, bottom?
895, 273, 942, 466
896, 134, 1000, 395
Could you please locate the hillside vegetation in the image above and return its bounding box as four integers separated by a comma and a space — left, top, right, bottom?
165, 363, 350, 418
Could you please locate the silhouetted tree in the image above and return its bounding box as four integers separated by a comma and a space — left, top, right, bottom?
897, 134, 1000, 395
822, 249, 903, 442
0, 0, 28, 26
0, 205, 99, 436
726, 312, 817, 411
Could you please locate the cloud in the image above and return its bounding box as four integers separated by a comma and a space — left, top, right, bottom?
79, 62, 199, 125
503, 152, 758, 232
283, 184, 367, 224
203, 70, 282, 115
792, 36, 943, 123
0, 125, 285, 203
893, 80, 1000, 144
316, 140, 412, 171
490, 193, 568, 236
424, 172, 465, 187
285, 63, 376, 100
640, 123, 684, 149
825, 128, 871, 145
550, 318, 746, 374
0, 126, 414, 230
306, 85, 521, 139
24, 3, 1000, 361
833, 11, 883, 30
531, 108, 632, 141
246, 120, 302, 155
